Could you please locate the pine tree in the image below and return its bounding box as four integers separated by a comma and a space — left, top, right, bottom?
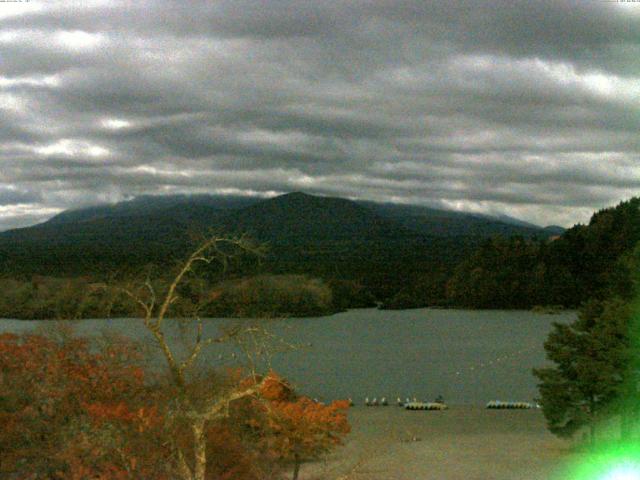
534, 298, 635, 442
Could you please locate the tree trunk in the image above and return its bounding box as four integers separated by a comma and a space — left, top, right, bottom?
176, 448, 194, 480
193, 419, 207, 480
292, 453, 301, 480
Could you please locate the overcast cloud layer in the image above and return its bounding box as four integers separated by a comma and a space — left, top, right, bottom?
0, 0, 639, 230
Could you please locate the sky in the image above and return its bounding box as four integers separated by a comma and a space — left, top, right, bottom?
0, 0, 639, 231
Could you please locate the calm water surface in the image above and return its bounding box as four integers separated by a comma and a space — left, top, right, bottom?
0, 308, 575, 405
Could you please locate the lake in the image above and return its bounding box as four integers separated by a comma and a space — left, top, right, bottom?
0, 308, 575, 405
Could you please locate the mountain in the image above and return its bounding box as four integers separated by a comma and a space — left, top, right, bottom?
2, 192, 557, 246
219, 192, 413, 244
0, 192, 560, 284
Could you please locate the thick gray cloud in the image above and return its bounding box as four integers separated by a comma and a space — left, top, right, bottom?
0, 0, 639, 230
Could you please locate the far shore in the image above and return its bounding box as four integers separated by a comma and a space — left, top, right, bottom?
0, 305, 575, 322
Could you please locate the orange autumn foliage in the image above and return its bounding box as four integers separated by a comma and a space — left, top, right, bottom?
259, 371, 296, 401
84, 402, 162, 432
0, 335, 350, 480
264, 397, 351, 461
0, 332, 169, 479
237, 371, 351, 477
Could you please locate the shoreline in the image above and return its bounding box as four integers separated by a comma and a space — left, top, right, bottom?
0, 306, 575, 322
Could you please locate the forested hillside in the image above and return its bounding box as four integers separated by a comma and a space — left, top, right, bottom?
445, 198, 640, 309
0, 192, 561, 316
2, 192, 637, 315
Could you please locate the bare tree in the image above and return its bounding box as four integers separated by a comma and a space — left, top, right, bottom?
117, 234, 278, 480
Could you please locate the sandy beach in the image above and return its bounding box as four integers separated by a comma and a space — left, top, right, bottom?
304, 406, 577, 480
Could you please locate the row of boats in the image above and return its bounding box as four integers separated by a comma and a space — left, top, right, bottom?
356, 397, 447, 409
346, 397, 535, 410
485, 401, 534, 409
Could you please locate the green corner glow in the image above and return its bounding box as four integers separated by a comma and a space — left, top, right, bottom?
555, 442, 640, 480
602, 464, 640, 480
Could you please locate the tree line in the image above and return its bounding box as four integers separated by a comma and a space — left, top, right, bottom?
0, 274, 345, 320
443, 198, 640, 309
534, 242, 640, 445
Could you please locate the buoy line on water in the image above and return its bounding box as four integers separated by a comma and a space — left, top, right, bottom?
450, 345, 538, 378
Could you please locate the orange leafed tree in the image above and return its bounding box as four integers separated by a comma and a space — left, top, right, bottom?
0, 331, 168, 479
267, 397, 351, 480
236, 372, 351, 480
0, 334, 351, 480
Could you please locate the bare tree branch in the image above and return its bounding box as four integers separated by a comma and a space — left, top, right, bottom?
201, 376, 269, 422
111, 234, 273, 480
179, 317, 203, 375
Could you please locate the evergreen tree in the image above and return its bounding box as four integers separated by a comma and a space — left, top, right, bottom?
534, 243, 640, 442
533, 299, 633, 441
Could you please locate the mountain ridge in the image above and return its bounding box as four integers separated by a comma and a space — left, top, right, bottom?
0, 191, 562, 287
19, 191, 560, 238
0, 192, 635, 312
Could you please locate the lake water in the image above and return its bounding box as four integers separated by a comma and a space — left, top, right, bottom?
0, 308, 575, 405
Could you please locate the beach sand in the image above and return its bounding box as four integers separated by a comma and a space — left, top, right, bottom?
303, 406, 577, 480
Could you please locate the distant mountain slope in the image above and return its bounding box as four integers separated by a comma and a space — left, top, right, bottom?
0, 191, 560, 281
542, 225, 566, 236
44, 194, 260, 226
2, 192, 558, 246
360, 201, 554, 238
221, 192, 412, 243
